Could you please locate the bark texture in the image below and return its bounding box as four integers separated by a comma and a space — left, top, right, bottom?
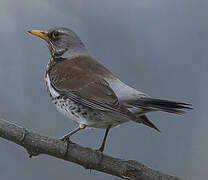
0, 119, 181, 180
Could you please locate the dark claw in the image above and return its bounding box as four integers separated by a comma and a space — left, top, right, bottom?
96, 147, 104, 153
59, 136, 75, 157
99, 148, 104, 153
60, 136, 69, 142
59, 136, 74, 144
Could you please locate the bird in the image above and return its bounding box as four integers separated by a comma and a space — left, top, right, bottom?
28, 27, 192, 152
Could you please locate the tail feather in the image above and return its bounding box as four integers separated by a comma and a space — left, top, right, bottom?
130, 98, 192, 114
140, 115, 160, 132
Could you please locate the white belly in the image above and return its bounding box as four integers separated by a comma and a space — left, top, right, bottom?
54, 97, 129, 128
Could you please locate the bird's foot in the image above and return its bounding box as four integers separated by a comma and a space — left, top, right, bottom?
59, 136, 74, 144
59, 136, 75, 157
96, 146, 104, 153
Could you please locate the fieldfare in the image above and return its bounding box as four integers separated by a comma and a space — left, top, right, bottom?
28, 27, 192, 152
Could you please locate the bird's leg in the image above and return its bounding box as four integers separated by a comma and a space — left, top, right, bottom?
60, 124, 86, 143
60, 124, 86, 157
98, 126, 111, 152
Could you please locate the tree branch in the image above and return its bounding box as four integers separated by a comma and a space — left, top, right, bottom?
0, 119, 181, 180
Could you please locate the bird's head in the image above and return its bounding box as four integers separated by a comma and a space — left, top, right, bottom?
28, 27, 88, 59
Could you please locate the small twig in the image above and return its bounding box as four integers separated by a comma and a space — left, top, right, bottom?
0, 119, 181, 180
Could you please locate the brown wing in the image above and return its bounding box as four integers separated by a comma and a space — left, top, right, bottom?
47, 56, 130, 116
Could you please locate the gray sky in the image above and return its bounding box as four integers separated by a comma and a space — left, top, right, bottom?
0, 0, 206, 179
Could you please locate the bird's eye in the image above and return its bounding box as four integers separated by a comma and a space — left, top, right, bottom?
51, 31, 59, 39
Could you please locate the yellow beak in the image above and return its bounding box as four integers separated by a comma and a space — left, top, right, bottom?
28, 30, 48, 40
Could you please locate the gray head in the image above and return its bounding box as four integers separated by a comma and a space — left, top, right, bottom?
28, 27, 88, 59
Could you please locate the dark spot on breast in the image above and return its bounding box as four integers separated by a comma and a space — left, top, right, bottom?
82, 112, 87, 116
71, 111, 79, 118
93, 112, 98, 116
71, 107, 76, 110
76, 108, 81, 113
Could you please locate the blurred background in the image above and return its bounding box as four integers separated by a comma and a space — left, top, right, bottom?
0, 0, 206, 179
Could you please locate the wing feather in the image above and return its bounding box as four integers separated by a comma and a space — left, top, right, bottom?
47, 56, 135, 119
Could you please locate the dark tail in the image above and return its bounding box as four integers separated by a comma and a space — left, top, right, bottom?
140, 115, 160, 132
130, 98, 192, 114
